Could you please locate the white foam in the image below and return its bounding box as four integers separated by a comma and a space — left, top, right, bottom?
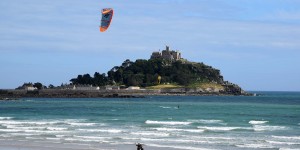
189, 119, 224, 124
272, 135, 300, 140
0, 117, 13, 120
186, 136, 234, 140
119, 137, 140, 140
77, 129, 122, 133
55, 135, 66, 138
6, 125, 46, 130
249, 120, 269, 125
69, 135, 112, 142
235, 144, 275, 149
0, 134, 12, 138
266, 140, 299, 145
47, 127, 68, 131
23, 129, 69, 134
159, 106, 172, 109
154, 127, 204, 133
253, 125, 288, 131
0, 129, 22, 132
74, 135, 109, 140
131, 131, 169, 137
67, 122, 97, 126
197, 126, 251, 131
145, 120, 192, 125
46, 137, 61, 141
25, 137, 44, 140
9, 133, 40, 136
141, 137, 221, 145
0, 120, 60, 126
0, 120, 25, 125
64, 138, 79, 141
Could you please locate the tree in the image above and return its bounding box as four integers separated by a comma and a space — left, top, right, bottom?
33, 82, 43, 90
48, 84, 55, 89
69, 58, 225, 87
94, 72, 108, 86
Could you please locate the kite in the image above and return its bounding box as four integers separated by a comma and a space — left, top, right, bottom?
100, 8, 114, 32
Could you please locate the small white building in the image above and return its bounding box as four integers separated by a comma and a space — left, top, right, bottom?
25, 86, 38, 91
127, 86, 140, 90
105, 86, 120, 90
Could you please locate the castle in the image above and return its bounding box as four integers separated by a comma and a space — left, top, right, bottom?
150, 46, 181, 62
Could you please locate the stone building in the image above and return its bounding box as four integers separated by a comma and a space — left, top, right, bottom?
150, 46, 181, 61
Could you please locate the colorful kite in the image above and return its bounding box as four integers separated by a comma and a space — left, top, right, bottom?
100, 8, 114, 32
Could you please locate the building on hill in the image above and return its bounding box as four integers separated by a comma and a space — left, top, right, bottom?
150, 46, 181, 61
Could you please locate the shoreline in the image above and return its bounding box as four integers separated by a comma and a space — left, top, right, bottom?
0, 89, 252, 99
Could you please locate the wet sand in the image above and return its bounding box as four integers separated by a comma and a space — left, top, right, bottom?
0, 139, 177, 150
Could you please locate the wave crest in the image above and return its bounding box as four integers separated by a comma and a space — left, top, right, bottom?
145, 120, 192, 125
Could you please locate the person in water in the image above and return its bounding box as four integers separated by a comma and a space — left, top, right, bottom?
136, 143, 144, 150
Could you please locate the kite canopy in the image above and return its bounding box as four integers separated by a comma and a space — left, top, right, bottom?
100, 8, 113, 32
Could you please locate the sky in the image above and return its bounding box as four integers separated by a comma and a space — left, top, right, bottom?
0, 0, 300, 91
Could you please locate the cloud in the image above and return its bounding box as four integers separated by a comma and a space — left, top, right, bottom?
2, 0, 299, 54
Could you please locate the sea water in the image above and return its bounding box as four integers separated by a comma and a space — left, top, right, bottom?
0, 92, 299, 150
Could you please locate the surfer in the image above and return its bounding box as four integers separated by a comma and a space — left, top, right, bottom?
136, 143, 144, 150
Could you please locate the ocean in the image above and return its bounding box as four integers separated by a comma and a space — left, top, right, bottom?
0, 92, 300, 150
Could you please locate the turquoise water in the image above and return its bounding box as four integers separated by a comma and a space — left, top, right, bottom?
0, 92, 300, 149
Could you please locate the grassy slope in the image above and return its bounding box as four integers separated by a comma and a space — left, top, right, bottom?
146, 82, 224, 90
146, 84, 183, 89
187, 82, 224, 90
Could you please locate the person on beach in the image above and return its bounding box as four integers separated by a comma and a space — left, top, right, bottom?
136, 143, 144, 150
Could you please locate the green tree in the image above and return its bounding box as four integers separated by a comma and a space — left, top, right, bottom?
33, 82, 43, 90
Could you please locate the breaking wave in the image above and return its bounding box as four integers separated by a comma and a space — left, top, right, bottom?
249, 120, 269, 125
145, 120, 192, 125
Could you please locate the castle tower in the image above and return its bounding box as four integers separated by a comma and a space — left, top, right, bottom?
150, 46, 182, 61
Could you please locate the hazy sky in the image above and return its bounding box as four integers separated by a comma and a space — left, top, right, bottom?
1, 0, 300, 91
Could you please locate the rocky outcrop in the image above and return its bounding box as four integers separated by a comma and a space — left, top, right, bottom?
0, 89, 145, 99
0, 87, 252, 99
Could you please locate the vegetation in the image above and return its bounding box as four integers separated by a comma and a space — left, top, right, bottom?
69, 58, 225, 88
187, 82, 224, 90
146, 84, 183, 89
12, 58, 247, 95
15, 82, 46, 90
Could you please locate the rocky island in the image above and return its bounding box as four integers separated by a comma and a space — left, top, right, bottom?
0, 46, 252, 99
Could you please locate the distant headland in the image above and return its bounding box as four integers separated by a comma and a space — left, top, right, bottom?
0, 46, 252, 99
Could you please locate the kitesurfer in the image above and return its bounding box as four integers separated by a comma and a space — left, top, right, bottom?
136, 143, 144, 150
